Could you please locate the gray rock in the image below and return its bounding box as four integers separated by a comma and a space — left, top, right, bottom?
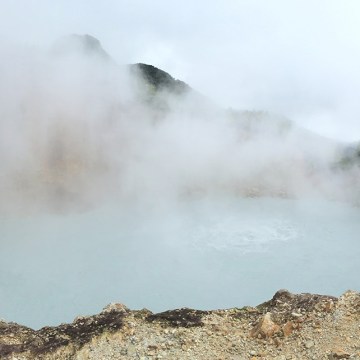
305, 340, 315, 349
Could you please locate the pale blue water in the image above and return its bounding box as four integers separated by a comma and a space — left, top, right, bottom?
0, 197, 359, 329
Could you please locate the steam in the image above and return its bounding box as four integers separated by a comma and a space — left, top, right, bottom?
0, 37, 359, 215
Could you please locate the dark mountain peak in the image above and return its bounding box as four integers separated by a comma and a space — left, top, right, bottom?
52, 34, 110, 60
130, 63, 190, 95
52, 35, 190, 94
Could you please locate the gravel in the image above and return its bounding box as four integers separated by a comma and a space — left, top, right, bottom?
0, 290, 359, 359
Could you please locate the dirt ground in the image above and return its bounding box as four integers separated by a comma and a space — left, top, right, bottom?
0, 290, 359, 359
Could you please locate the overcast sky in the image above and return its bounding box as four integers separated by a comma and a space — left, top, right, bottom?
1, 0, 360, 141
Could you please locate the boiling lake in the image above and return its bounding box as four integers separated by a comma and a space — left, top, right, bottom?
0, 196, 359, 329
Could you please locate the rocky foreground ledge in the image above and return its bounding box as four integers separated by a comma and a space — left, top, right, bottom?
0, 291, 359, 359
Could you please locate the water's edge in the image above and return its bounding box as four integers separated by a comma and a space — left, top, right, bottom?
1, 289, 359, 359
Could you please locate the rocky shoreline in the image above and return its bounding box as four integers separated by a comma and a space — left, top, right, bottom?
0, 290, 359, 359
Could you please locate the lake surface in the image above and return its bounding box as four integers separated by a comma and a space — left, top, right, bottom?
0, 196, 359, 329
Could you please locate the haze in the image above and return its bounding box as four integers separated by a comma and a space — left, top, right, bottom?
1, 0, 360, 141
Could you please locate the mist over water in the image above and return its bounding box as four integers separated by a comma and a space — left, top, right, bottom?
0, 38, 360, 328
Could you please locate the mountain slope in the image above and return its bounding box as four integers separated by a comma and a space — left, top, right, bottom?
51, 34, 111, 60
130, 63, 190, 95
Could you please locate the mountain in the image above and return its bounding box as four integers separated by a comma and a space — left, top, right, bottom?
52, 34, 191, 96
337, 142, 360, 168
130, 63, 190, 95
51, 34, 111, 60
48, 34, 348, 156
27, 34, 357, 206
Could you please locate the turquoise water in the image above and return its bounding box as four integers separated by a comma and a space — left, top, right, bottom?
0, 197, 359, 329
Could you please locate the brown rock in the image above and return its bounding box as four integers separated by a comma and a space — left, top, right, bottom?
328, 349, 351, 359
282, 321, 294, 337
324, 301, 335, 312
250, 312, 280, 339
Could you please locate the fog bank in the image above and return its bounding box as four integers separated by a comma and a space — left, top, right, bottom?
0, 39, 359, 215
